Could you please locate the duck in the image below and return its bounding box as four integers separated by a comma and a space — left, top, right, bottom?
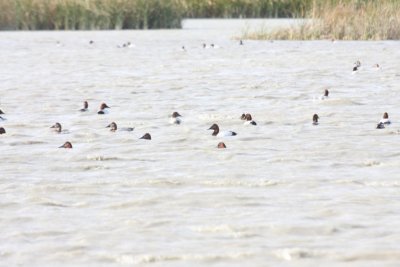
59, 141, 73, 148
50, 122, 62, 133
106, 122, 134, 132
0, 109, 4, 114
312, 114, 319, 125
353, 60, 361, 72
208, 124, 237, 137
217, 142, 227, 148
0, 127, 5, 134
169, 112, 182, 124
97, 103, 110, 114
321, 89, 329, 100
80, 101, 88, 112
140, 133, 151, 140
243, 113, 257, 125
379, 112, 391, 125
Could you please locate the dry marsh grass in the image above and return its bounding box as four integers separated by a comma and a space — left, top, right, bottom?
242, 0, 400, 40
0, 0, 311, 30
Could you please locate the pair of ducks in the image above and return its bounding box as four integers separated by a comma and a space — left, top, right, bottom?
59, 132, 151, 149
208, 113, 258, 137
312, 112, 391, 128
106, 122, 151, 140
352, 60, 380, 72
80, 101, 110, 114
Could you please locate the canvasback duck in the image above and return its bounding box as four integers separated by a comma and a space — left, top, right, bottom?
80, 101, 88, 112
379, 112, 391, 125
98, 103, 110, 114
243, 114, 257, 125
51, 123, 69, 134
140, 133, 151, 140
119, 42, 134, 48
59, 141, 73, 148
376, 122, 385, 129
208, 124, 237, 137
169, 112, 182, 124
0, 127, 5, 134
106, 122, 134, 132
320, 89, 329, 100
312, 114, 319, 125
240, 113, 246, 120
217, 142, 227, 148
353, 60, 361, 72
50, 122, 62, 133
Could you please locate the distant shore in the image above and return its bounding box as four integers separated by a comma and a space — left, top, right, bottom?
241, 0, 400, 41
0, 0, 310, 30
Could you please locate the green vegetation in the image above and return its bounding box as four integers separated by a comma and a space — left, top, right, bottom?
242, 0, 400, 40
0, 0, 312, 30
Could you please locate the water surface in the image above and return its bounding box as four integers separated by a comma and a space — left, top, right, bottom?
1, 20, 400, 266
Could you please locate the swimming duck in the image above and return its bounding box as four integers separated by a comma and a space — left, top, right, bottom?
243, 114, 257, 125
0, 127, 5, 134
106, 122, 134, 132
80, 101, 88, 112
312, 114, 319, 125
217, 142, 227, 148
379, 112, 391, 125
208, 124, 237, 137
98, 103, 110, 114
50, 122, 63, 133
353, 60, 361, 72
140, 133, 151, 140
59, 141, 73, 148
169, 112, 182, 124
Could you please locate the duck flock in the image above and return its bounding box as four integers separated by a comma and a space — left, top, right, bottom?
0, 43, 388, 150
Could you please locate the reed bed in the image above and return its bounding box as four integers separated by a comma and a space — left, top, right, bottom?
242, 0, 400, 40
0, 0, 311, 30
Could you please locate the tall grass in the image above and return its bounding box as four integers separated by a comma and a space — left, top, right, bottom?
242, 0, 400, 40
0, 0, 312, 30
